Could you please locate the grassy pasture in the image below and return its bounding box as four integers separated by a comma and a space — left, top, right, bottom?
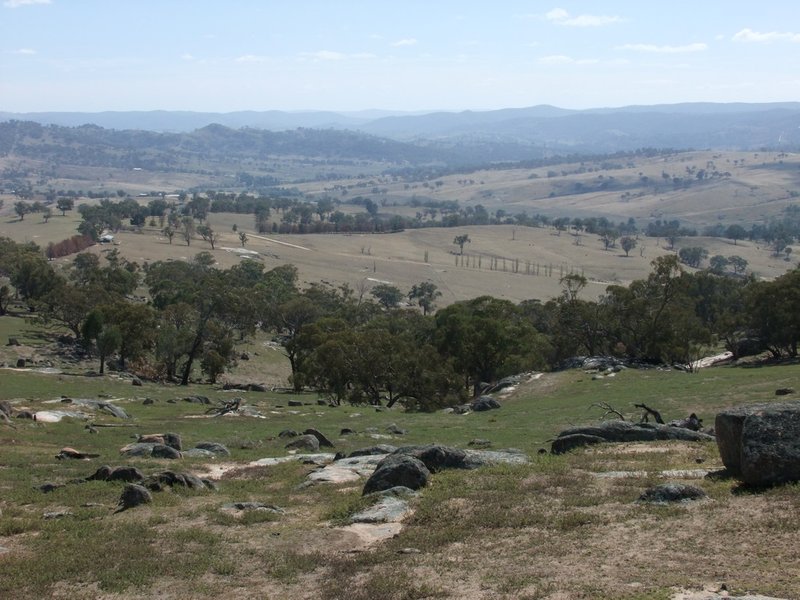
1, 313, 800, 599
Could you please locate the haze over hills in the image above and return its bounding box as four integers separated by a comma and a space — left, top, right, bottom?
2, 102, 800, 157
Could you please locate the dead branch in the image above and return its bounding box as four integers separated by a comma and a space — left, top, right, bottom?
590, 402, 625, 421
634, 403, 665, 424
205, 397, 242, 416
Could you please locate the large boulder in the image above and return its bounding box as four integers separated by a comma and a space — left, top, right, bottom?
362, 454, 430, 495
716, 400, 800, 485
551, 420, 714, 454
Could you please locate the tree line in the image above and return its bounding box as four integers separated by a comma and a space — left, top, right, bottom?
2, 236, 800, 410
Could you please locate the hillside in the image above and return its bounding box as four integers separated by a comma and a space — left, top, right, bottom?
1, 313, 799, 599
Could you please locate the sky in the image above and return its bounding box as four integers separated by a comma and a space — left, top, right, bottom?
1, 0, 799, 113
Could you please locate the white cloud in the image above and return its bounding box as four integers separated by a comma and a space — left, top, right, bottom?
617, 42, 708, 53
391, 38, 418, 47
13, 48, 36, 54
180, 53, 194, 61
545, 7, 623, 27
4, 0, 50, 7
732, 28, 800, 43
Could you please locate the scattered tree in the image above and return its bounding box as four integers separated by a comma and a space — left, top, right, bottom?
56, 197, 75, 216
453, 234, 471, 255
620, 236, 637, 257
370, 284, 404, 310
678, 246, 709, 268
408, 282, 442, 316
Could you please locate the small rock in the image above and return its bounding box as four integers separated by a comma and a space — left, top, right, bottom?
194, 441, 230, 456
278, 429, 299, 438
182, 448, 216, 458
86, 465, 113, 481
397, 548, 421, 554
638, 483, 707, 503
468, 438, 491, 448
115, 484, 152, 512
183, 395, 211, 405
348, 444, 398, 458
38, 482, 65, 493
287, 400, 303, 407
138, 433, 182, 451
7, 337, 20, 346
386, 423, 408, 435
303, 428, 335, 448
223, 502, 284, 513
56, 447, 99, 460
776, 388, 795, 396
470, 396, 501, 412
285, 434, 320, 452
142, 398, 155, 405
340, 428, 356, 435
43, 510, 73, 520
109, 466, 145, 482
151, 444, 182, 459
131, 377, 143, 387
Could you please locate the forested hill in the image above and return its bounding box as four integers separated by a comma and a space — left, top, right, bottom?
0, 121, 451, 172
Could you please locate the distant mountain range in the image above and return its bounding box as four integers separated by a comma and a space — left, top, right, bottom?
1, 103, 799, 170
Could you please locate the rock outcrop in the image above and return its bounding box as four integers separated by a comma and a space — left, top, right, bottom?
552, 421, 714, 454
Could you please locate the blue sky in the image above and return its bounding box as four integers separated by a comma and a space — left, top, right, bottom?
1, 0, 799, 112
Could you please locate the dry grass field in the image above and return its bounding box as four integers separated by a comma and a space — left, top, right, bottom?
1, 205, 796, 306
301, 150, 800, 229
